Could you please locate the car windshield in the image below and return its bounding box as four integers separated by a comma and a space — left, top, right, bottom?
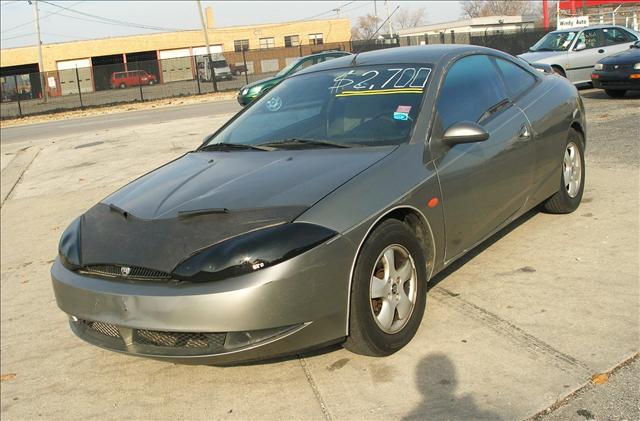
212, 60, 228, 68
530, 31, 577, 51
275, 59, 302, 76
205, 65, 432, 148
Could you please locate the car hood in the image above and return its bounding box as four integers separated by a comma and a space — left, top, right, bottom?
77, 147, 394, 272
599, 48, 640, 64
518, 51, 565, 63
241, 76, 282, 91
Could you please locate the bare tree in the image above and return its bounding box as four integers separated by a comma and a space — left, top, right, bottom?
460, 0, 534, 18
394, 7, 427, 30
351, 14, 381, 40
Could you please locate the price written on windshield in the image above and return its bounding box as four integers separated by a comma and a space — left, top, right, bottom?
329, 67, 432, 94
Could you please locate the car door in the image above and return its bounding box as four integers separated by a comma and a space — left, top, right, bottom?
567, 28, 606, 83
430, 54, 535, 262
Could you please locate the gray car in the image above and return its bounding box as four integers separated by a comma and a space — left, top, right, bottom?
52, 45, 587, 364
519, 24, 640, 84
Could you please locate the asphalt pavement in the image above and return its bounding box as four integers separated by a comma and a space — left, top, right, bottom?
0, 99, 241, 144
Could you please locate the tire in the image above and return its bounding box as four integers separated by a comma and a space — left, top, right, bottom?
119, 83, 126, 89
605, 89, 626, 98
543, 128, 585, 214
148, 80, 155, 85
344, 219, 428, 356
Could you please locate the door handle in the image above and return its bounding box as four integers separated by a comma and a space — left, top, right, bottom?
598, 49, 605, 53
518, 124, 531, 140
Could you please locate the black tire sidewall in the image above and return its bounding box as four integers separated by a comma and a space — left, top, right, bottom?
350, 219, 428, 355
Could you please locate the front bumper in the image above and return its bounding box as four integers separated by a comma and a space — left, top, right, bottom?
51, 234, 355, 364
591, 70, 640, 90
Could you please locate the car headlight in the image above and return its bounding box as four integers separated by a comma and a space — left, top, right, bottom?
241, 88, 249, 95
248, 85, 263, 96
594, 63, 604, 70
172, 223, 337, 282
58, 216, 82, 270
634, 63, 640, 70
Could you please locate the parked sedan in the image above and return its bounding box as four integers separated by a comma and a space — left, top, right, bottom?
519, 25, 639, 84
591, 40, 640, 97
52, 45, 586, 365
236, 50, 351, 106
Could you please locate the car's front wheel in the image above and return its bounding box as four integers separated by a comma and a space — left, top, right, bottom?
344, 219, 427, 356
543, 128, 585, 213
605, 89, 626, 98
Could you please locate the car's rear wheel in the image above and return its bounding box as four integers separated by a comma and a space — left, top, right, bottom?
119, 83, 126, 89
344, 219, 427, 356
543, 128, 585, 214
148, 80, 155, 85
605, 89, 626, 98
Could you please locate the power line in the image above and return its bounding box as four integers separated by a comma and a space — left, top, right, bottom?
39, 0, 187, 32
2, 0, 84, 34
304, 1, 356, 21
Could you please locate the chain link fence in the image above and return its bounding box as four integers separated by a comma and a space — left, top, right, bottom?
0, 29, 572, 119
0, 41, 352, 119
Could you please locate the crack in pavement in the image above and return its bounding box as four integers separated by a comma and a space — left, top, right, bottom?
298, 356, 333, 421
432, 286, 592, 375
1, 146, 41, 207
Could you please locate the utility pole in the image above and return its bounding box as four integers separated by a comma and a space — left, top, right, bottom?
29, 0, 47, 102
385, 0, 394, 38
196, 0, 216, 91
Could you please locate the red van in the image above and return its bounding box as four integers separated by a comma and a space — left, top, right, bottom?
111, 70, 157, 89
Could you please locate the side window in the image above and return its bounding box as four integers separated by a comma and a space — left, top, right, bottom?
575, 29, 602, 49
603, 27, 631, 45
437, 55, 508, 130
494, 58, 537, 98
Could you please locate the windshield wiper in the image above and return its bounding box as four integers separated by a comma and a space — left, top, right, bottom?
258, 138, 355, 149
199, 142, 273, 152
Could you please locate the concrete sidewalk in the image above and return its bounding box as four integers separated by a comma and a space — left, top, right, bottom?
0, 90, 638, 420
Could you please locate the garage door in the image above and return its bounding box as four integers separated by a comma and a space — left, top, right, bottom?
56, 58, 93, 95
159, 49, 193, 83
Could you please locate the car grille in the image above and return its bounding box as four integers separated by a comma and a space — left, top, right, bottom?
81, 320, 121, 338
79, 319, 226, 352
79, 265, 172, 281
603, 63, 633, 71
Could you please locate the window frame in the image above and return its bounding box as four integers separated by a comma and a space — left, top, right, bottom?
259, 37, 276, 50
284, 35, 300, 48
234, 39, 250, 52
309, 33, 324, 45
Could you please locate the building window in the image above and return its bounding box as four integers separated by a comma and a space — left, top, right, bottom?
234, 39, 249, 52
259, 37, 275, 49
309, 33, 324, 45
284, 35, 300, 47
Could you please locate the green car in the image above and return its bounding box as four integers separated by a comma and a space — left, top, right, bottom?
237, 50, 351, 106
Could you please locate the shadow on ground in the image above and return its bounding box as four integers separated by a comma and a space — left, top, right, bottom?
403, 353, 503, 420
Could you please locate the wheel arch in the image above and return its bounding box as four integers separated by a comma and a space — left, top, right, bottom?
345, 205, 436, 334
570, 121, 586, 146
551, 64, 566, 77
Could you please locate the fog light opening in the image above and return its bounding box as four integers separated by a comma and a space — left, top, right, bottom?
223, 324, 301, 350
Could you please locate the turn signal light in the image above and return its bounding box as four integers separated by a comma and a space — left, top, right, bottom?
591, 73, 600, 79
630, 74, 640, 79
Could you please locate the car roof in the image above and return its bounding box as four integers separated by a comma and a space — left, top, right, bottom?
298, 44, 505, 73
553, 24, 632, 32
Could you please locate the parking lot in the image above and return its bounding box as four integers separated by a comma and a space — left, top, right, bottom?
0, 89, 638, 420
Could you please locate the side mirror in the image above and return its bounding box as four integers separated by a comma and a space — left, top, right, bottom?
442, 121, 489, 145
632, 41, 640, 49
574, 42, 587, 51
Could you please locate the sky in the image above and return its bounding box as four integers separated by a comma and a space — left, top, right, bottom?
0, 0, 462, 49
